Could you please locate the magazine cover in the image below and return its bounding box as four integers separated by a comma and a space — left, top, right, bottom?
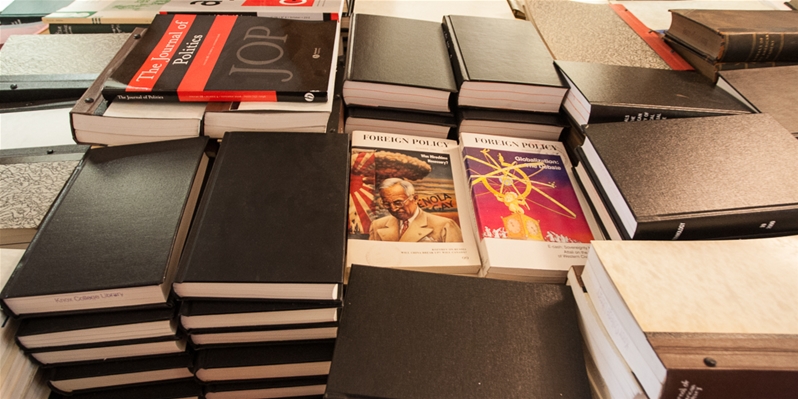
346, 131, 481, 275
459, 132, 601, 281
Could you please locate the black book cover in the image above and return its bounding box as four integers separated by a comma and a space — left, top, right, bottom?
181, 300, 340, 317
442, 15, 566, 112
582, 113, 798, 240
188, 321, 338, 341
49, 378, 201, 399
325, 265, 591, 399
442, 15, 562, 89
719, 65, 798, 135
16, 307, 176, 349
48, 352, 193, 394
195, 340, 335, 375
0, 137, 211, 318
27, 335, 186, 367
345, 14, 457, 92
206, 376, 328, 397
555, 60, 751, 126
347, 107, 457, 127
573, 146, 628, 241
103, 14, 337, 103
458, 107, 567, 126
173, 132, 349, 301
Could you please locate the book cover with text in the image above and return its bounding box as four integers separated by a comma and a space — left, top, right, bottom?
460, 132, 599, 281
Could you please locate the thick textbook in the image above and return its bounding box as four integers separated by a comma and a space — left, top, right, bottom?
0, 138, 211, 317
344, 14, 457, 113
47, 353, 194, 394
71, 28, 204, 146
160, 0, 344, 21
0, 33, 128, 104
459, 133, 599, 282
667, 10, 798, 62
194, 340, 336, 382
102, 14, 337, 102
204, 376, 328, 399
457, 108, 567, 140
582, 238, 798, 399
663, 35, 798, 83
27, 336, 187, 366
719, 65, 798, 136
581, 113, 798, 240
346, 131, 481, 275
16, 307, 177, 350
344, 107, 456, 139
326, 265, 591, 399
0, 145, 88, 248
179, 300, 340, 330
556, 60, 751, 127
49, 378, 201, 399
173, 132, 348, 302
442, 15, 566, 113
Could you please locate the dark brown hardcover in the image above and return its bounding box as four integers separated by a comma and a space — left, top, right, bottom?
667, 10, 798, 62
720, 65, 798, 135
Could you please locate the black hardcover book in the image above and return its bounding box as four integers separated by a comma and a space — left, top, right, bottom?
719, 65, 798, 136
195, 340, 336, 382
457, 107, 568, 140
102, 14, 337, 103
205, 376, 328, 399
48, 378, 201, 399
47, 352, 194, 394
442, 15, 566, 113
173, 132, 349, 302
325, 265, 591, 399
344, 14, 457, 113
581, 113, 798, 240
555, 60, 752, 128
27, 336, 187, 366
179, 300, 340, 330
189, 322, 339, 348
667, 10, 798, 63
0, 138, 211, 318
344, 106, 456, 138
572, 146, 625, 241
16, 307, 177, 350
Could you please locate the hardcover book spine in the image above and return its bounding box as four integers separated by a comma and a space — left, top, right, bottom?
661, 369, 798, 399
587, 104, 745, 124
441, 16, 468, 88
722, 32, 798, 62
635, 207, 798, 240
49, 24, 147, 34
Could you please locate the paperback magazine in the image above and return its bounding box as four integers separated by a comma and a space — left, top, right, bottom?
459, 132, 600, 280
346, 131, 481, 275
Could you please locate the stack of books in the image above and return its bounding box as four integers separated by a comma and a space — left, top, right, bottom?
0, 138, 212, 397
171, 132, 349, 397
343, 14, 458, 138
570, 237, 798, 399
444, 15, 569, 141
664, 10, 798, 82
71, 13, 340, 145
574, 113, 798, 240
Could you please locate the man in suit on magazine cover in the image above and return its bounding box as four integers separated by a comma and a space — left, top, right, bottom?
369, 178, 463, 242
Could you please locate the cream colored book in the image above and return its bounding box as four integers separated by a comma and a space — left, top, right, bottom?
582, 237, 798, 399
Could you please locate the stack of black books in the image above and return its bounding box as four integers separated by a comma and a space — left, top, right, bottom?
0, 138, 213, 398
171, 132, 349, 398
443, 15, 569, 141
343, 13, 458, 139
572, 113, 798, 241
